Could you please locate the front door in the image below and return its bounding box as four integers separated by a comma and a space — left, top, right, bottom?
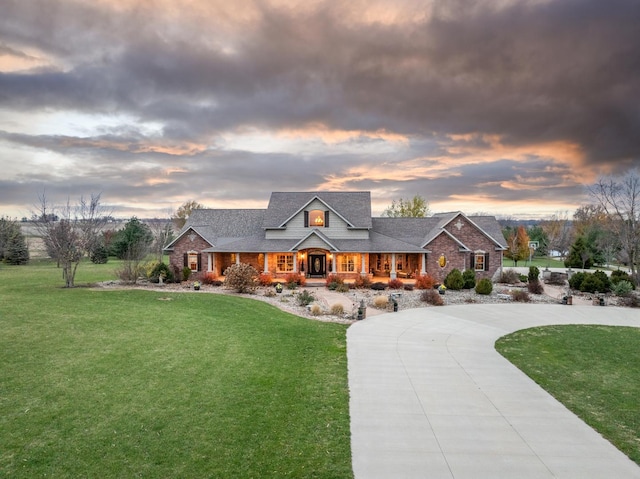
308, 254, 326, 277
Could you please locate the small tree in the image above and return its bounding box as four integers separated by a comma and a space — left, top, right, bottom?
112, 218, 153, 283
504, 225, 530, 266
540, 211, 573, 260
0, 218, 29, 265
34, 193, 108, 287
382, 194, 430, 217
565, 236, 593, 269
224, 263, 258, 293
172, 200, 205, 229
589, 170, 640, 282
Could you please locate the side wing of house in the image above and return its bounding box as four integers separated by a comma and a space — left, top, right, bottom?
423, 212, 507, 281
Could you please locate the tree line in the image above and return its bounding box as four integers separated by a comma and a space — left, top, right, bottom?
502, 170, 640, 282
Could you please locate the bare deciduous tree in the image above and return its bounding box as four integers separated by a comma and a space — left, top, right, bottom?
540, 211, 573, 260
34, 193, 109, 287
589, 170, 640, 280
147, 210, 174, 263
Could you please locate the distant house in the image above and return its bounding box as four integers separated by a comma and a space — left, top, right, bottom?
164, 192, 507, 282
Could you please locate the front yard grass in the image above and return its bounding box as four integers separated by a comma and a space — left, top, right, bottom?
496, 325, 640, 465
0, 261, 352, 478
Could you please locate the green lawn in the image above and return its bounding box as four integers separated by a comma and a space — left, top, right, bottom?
496, 325, 640, 465
0, 261, 353, 478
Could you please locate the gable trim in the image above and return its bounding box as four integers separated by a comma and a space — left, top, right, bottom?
290, 229, 339, 252
163, 226, 214, 251
271, 195, 356, 229
422, 229, 471, 251
437, 212, 506, 250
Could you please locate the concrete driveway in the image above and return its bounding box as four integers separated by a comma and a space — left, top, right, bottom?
347, 304, 640, 478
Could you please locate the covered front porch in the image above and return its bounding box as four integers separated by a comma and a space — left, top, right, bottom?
203, 249, 429, 280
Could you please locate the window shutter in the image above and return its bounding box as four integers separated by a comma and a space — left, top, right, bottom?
197, 253, 202, 272
484, 253, 490, 271
304, 211, 309, 227
183, 253, 188, 267
470, 254, 475, 269
324, 211, 330, 227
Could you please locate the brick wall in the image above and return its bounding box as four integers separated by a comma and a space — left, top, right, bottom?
168, 230, 211, 280
426, 216, 504, 281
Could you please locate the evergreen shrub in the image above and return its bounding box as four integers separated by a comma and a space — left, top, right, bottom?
444, 268, 464, 290
475, 278, 493, 295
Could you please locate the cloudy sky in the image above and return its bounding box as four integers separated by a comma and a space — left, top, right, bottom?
1, 0, 639, 219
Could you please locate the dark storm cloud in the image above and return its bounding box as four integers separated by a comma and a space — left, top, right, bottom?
1, 0, 639, 217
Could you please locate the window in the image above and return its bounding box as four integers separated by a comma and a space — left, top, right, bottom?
339, 254, 356, 272
473, 252, 489, 271
188, 251, 199, 272
277, 254, 294, 272
305, 210, 329, 228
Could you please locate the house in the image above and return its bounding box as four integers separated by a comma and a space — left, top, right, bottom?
164, 191, 507, 282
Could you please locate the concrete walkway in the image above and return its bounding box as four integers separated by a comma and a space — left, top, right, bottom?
348, 304, 640, 478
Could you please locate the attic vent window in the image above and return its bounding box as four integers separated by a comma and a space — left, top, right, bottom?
189, 233, 196, 242
454, 219, 464, 230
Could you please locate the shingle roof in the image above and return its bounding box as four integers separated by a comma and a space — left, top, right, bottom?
165, 193, 506, 253
263, 191, 372, 229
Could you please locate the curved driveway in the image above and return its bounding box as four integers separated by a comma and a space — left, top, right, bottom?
348, 304, 640, 478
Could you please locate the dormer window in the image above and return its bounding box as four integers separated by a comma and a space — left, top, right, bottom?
304, 210, 329, 228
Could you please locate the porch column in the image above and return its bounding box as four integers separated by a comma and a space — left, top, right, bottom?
236, 253, 240, 265
360, 254, 367, 275
207, 253, 212, 272
263, 253, 269, 274
331, 254, 337, 274
293, 252, 298, 273
390, 253, 397, 280
421, 253, 426, 275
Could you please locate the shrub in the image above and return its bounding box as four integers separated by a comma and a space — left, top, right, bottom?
373, 296, 389, 309
257, 272, 273, 286
620, 294, 640, 308
528, 266, 540, 282
462, 269, 476, 289
613, 280, 634, 297
310, 304, 322, 316
414, 274, 436, 290
519, 274, 528, 282
475, 278, 493, 295
286, 281, 298, 290
284, 272, 306, 287
335, 283, 350, 293
202, 271, 220, 285
223, 263, 259, 293
580, 274, 606, 294
353, 275, 372, 289
592, 270, 611, 292
444, 269, 464, 290
420, 289, 444, 306
325, 274, 344, 290
527, 280, 544, 294
296, 289, 315, 306
498, 269, 520, 284
90, 242, 109, 264
371, 282, 387, 291
330, 304, 345, 316
263, 289, 276, 298
150, 262, 174, 283
511, 290, 530, 302
611, 270, 636, 288
182, 266, 192, 282
388, 278, 404, 289
403, 284, 414, 291
569, 271, 587, 290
